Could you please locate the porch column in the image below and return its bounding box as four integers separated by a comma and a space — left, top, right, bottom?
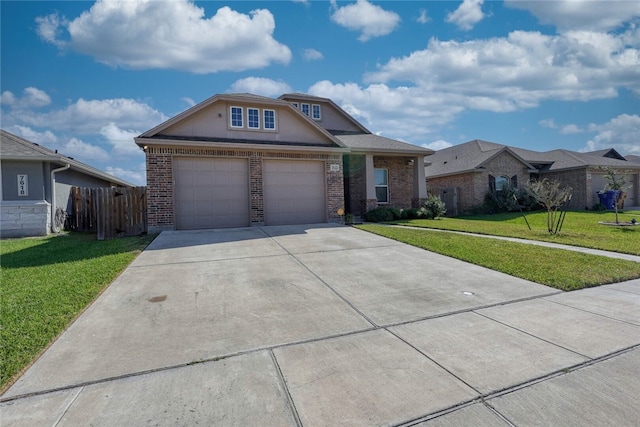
363, 154, 378, 212
412, 156, 428, 208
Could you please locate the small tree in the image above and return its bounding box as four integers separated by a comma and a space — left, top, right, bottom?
423, 195, 447, 219
527, 179, 573, 234
601, 167, 629, 224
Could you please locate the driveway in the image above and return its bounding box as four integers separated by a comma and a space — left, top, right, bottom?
3, 224, 640, 426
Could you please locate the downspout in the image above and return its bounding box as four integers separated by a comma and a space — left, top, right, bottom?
51, 163, 70, 232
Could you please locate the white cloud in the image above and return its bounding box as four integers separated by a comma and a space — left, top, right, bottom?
446, 0, 485, 31
100, 123, 141, 156
228, 77, 292, 97
417, 9, 431, 24
423, 140, 453, 151
308, 80, 464, 143
6, 125, 58, 145
505, 0, 640, 32
62, 137, 111, 162
1, 87, 51, 109
3, 93, 167, 135
302, 48, 324, 61
181, 97, 196, 107
581, 114, 640, 155
105, 164, 146, 187
560, 124, 583, 134
364, 30, 640, 111
36, 1, 291, 73
539, 118, 557, 129
330, 0, 401, 42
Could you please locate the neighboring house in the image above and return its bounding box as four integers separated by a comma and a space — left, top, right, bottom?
1, 129, 134, 238
136, 93, 432, 232
425, 139, 640, 214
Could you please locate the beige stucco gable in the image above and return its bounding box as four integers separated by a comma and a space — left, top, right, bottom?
139, 95, 344, 148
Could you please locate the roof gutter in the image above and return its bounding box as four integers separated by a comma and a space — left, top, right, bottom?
51, 163, 70, 233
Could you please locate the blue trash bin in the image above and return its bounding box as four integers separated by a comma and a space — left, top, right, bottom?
597, 190, 619, 210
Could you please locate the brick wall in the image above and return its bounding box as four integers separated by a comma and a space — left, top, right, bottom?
427, 152, 532, 213
428, 173, 476, 212
145, 146, 344, 230
374, 157, 414, 209
542, 168, 589, 209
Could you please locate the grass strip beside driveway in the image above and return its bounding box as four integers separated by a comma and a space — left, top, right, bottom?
356, 224, 640, 291
0, 232, 155, 391
395, 210, 640, 256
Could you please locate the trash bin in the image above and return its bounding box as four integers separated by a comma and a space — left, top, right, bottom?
597, 190, 620, 210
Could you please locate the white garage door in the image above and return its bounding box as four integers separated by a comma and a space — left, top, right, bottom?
263, 160, 326, 225
174, 157, 249, 229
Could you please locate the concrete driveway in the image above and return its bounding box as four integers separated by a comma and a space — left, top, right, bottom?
2, 224, 639, 426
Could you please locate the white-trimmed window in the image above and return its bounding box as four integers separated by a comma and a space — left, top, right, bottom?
301, 103, 310, 116
312, 104, 321, 120
374, 168, 389, 204
248, 108, 260, 129
230, 106, 243, 128
264, 109, 276, 130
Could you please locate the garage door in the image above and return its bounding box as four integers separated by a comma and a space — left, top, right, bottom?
592, 173, 637, 207
263, 160, 326, 225
174, 157, 249, 229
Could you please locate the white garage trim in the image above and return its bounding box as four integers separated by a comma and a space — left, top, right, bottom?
174, 157, 249, 229
263, 160, 327, 226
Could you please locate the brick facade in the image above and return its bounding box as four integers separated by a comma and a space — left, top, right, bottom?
145, 146, 344, 231
541, 169, 588, 209
344, 155, 416, 215
427, 152, 532, 214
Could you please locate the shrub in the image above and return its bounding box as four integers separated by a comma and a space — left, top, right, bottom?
363, 206, 402, 222
483, 185, 541, 214
403, 207, 424, 219
592, 203, 606, 211
423, 195, 446, 219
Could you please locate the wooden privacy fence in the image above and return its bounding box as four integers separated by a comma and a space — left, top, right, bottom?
69, 186, 147, 240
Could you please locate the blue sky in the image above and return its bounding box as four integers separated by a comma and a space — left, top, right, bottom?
2, 0, 639, 186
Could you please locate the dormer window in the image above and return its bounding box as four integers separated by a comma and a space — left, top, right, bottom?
301, 103, 310, 116
312, 104, 321, 120
264, 109, 276, 130
248, 108, 260, 129
230, 106, 243, 128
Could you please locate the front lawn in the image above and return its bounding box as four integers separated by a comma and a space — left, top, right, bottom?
357, 224, 640, 291
0, 232, 155, 391
394, 210, 640, 255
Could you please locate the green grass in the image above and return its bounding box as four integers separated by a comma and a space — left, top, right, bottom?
394, 209, 640, 256
357, 224, 640, 291
0, 232, 156, 391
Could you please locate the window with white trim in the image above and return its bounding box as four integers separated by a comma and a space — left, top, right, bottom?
374, 169, 389, 204
248, 108, 260, 129
312, 104, 321, 120
301, 103, 310, 116
263, 109, 276, 130
230, 106, 243, 128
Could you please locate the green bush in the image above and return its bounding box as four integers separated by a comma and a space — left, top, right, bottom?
363, 206, 402, 222
423, 195, 447, 219
403, 207, 425, 219
592, 203, 606, 211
